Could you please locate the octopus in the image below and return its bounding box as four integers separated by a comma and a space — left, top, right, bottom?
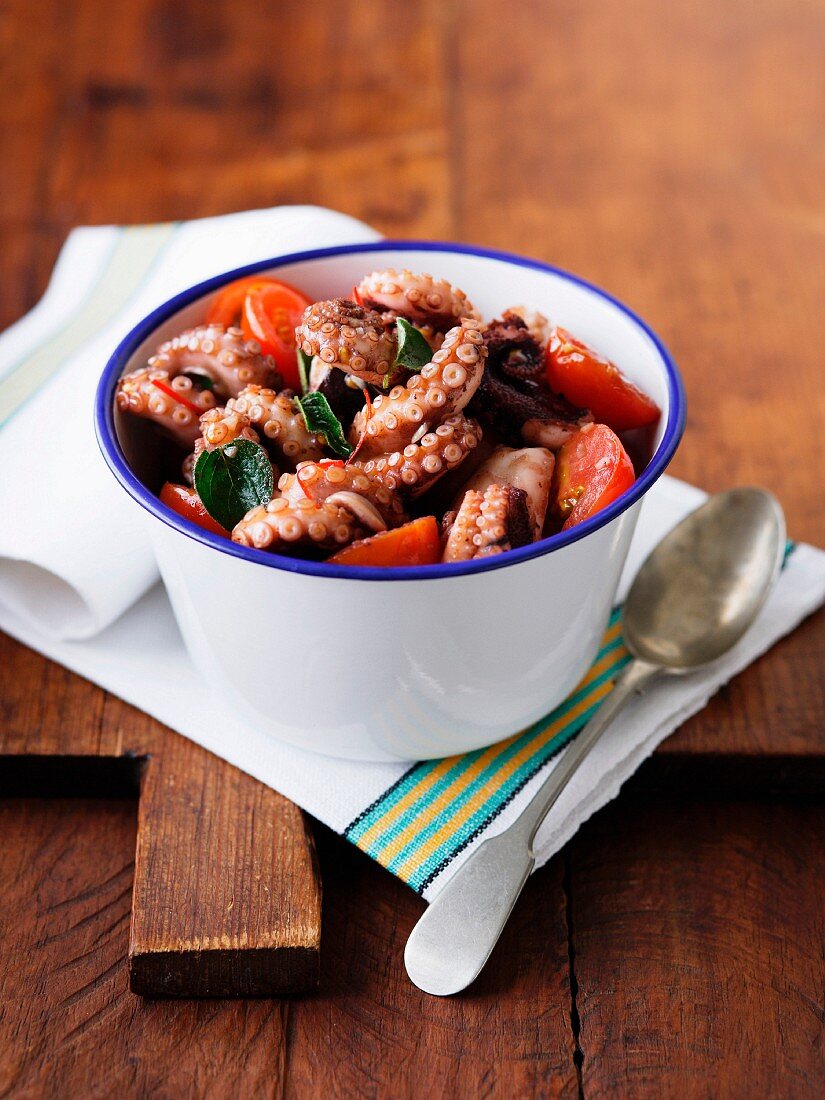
508, 306, 552, 349
296, 299, 398, 387
278, 461, 407, 531
349, 319, 487, 458
185, 384, 325, 481
233, 454, 409, 556
357, 414, 482, 500
356, 269, 480, 331
117, 368, 218, 450
225, 385, 325, 465
468, 312, 591, 451
116, 324, 281, 448
233, 460, 407, 554
442, 484, 533, 562
233, 498, 367, 554
457, 445, 555, 540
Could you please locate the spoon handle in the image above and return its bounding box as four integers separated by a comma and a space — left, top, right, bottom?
404, 658, 660, 997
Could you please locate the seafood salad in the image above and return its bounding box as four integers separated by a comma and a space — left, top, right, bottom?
115, 268, 661, 567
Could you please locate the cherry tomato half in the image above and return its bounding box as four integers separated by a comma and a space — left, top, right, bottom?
546, 327, 660, 432
159, 482, 229, 538
205, 276, 284, 328
327, 516, 441, 567
552, 423, 636, 530
242, 282, 312, 389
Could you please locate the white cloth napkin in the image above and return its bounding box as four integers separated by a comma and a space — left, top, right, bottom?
1, 206, 823, 901
0, 206, 380, 638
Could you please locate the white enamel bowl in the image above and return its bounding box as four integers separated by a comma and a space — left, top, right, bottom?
96, 242, 685, 761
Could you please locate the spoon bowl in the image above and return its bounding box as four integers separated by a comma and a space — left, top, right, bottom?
625, 487, 786, 670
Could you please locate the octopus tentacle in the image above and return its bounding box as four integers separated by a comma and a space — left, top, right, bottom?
116, 367, 218, 448
278, 462, 407, 529
226, 385, 325, 465
349, 319, 486, 459
457, 445, 555, 540
116, 323, 280, 449
357, 414, 481, 500
508, 306, 552, 349
296, 299, 398, 387
151, 324, 280, 398
199, 407, 260, 451
232, 498, 365, 553
442, 484, 532, 562
357, 269, 480, 330
469, 312, 590, 450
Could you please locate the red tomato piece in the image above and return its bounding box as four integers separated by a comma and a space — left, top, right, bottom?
159, 482, 229, 538
205, 276, 284, 328
327, 516, 441, 567
242, 282, 312, 390
552, 423, 636, 530
546, 327, 660, 432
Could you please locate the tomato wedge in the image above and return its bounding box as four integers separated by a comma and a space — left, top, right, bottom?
242, 282, 312, 389
546, 327, 660, 432
327, 516, 441, 567
159, 482, 229, 538
552, 424, 636, 530
206, 276, 284, 328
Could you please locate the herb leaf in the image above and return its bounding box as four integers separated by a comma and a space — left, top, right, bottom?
183, 371, 215, 391
296, 349, 313, 395
394, 317, 433, 373
193, 439, 274, 531
297, 391, 352, 458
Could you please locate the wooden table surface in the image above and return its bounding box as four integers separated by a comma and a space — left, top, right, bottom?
2, 0, 824, 1095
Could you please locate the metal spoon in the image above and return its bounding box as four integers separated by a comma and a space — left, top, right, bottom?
404, 487, 786, 996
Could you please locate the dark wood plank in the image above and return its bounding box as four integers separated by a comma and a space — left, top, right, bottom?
287, 828, 578, 1099
129, 719, 321, 997
0, 637, 322, 998
0, 799, 286, 1096
0, 803, 576, 1097
568, 798, 825, 1097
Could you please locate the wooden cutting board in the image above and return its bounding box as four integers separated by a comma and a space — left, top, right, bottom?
0, 635, 321, 998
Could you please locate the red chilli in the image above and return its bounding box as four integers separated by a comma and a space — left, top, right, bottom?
152, 379, 203, 416
346, 390, 373, 466
296, 467, 314, 499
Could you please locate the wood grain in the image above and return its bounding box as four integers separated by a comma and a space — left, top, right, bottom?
0, 636, 323, 997
1, 0, 824, 1091
0, 799, 287, 1096
568, 797, 825, 1098
129, 716, 321, 997
287, 828, 577, 1099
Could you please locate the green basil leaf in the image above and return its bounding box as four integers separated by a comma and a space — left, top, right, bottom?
193, 439, 274, 531
183, 371, 215, 391
394, 317, 433, 373
296, 349, 313, 395
297, 391, 353, 458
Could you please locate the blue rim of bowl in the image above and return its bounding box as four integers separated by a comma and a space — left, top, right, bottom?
95, 239, 686, 582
